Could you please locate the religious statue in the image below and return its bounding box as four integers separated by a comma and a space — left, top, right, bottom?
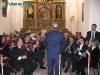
27, 4, 34, 19
55, 5, 62, 19
2, 0, 8, 17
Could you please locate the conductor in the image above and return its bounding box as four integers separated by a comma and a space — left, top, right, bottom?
45, 23, 66, 75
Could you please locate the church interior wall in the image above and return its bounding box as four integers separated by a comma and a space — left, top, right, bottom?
0, 0, 100, 37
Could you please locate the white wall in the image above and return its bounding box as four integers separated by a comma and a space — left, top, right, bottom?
78, 0, 90, 37
81, 0, 100, 37
88, 0, 100, 31
65, 0, 100, 37
0, 0, 12, 35
0, 0, 100, 36
65, 0, 79, 35
10, 0, 23, 32
0, 0, 23, 35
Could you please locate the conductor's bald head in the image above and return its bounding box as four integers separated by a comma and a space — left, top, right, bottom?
52, 23, 58, 30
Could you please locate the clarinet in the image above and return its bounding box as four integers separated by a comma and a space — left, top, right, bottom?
78, 47, 91, 61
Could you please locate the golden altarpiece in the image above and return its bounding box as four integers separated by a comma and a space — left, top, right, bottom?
22, 0, 66, 33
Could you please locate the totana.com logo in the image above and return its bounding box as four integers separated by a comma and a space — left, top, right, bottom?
8, 2, 32, 7
0, 2, 32, 7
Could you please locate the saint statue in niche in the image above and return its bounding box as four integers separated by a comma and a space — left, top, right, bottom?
2, 0, 8, 17
55, 4, 62, 19
27, 4, 34, 19
38, 7, 50, 19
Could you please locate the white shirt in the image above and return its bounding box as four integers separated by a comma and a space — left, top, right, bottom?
80, 44, 83, 51
17, 46, 22, 60
91, 46, 96, 51
17, 46, 21, 49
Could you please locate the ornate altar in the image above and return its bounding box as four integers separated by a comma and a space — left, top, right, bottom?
22, 0, 66, 33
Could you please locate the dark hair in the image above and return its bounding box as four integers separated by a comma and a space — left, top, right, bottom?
32, 41, 37, 45
79, 37, 86, 43
69, 36, 75, 40
92, 24, 97, 27
14, 38, 21, 44
24, 34, 30, 38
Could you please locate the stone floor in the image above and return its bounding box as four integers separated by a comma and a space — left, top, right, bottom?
10, 67, 70, 75
1, 52, 100, 75
8, 66, 100, 75
0, 63, 100, 75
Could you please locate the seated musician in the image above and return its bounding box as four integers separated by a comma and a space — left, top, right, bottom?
0, 55, 11, 75
61, 32, 69, 68
72, 38, 89, 75
10, 38, 37, 75
0, 35, 11, 75
23, 34, 32, 44
29, 40, 46, 69
23, 34, 46, 69
64, 37, 77, 73
1, 35, 12, 56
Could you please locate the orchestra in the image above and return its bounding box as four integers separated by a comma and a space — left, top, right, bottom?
0, 24, 100, 75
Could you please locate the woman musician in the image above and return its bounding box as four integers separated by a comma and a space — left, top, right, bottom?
0, 35, 12, 55
0, 35, 12, 75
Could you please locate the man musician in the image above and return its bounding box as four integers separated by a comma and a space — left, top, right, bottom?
0, 35, 12, 75
10, 38, 37, 75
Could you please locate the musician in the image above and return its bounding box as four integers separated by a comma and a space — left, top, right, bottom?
23, 34, 32, 44
38, 35, 46, 65
0, 36, 11, 75
29, 40, 46, 69
64, 37, 77, 73
23, 33, 46, 69
0, 55, 10, 75
0, 35, 12, 57
89, 39, 100, 69
72, 38, 88, 75
61, 32, 69, 68
10, 38, 37, 75
0, 36, 5, 49
74, 32, 84, 43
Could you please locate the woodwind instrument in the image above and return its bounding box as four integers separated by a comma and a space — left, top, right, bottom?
78, 47, 90, 61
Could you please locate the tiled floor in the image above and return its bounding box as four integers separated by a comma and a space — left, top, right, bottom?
33, 68, 67, 75
33, 67, 100, 75
10, 66, 100, 75
10, 67, 69, 75
1, 63, 100, 75
1, 52, 100, 75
